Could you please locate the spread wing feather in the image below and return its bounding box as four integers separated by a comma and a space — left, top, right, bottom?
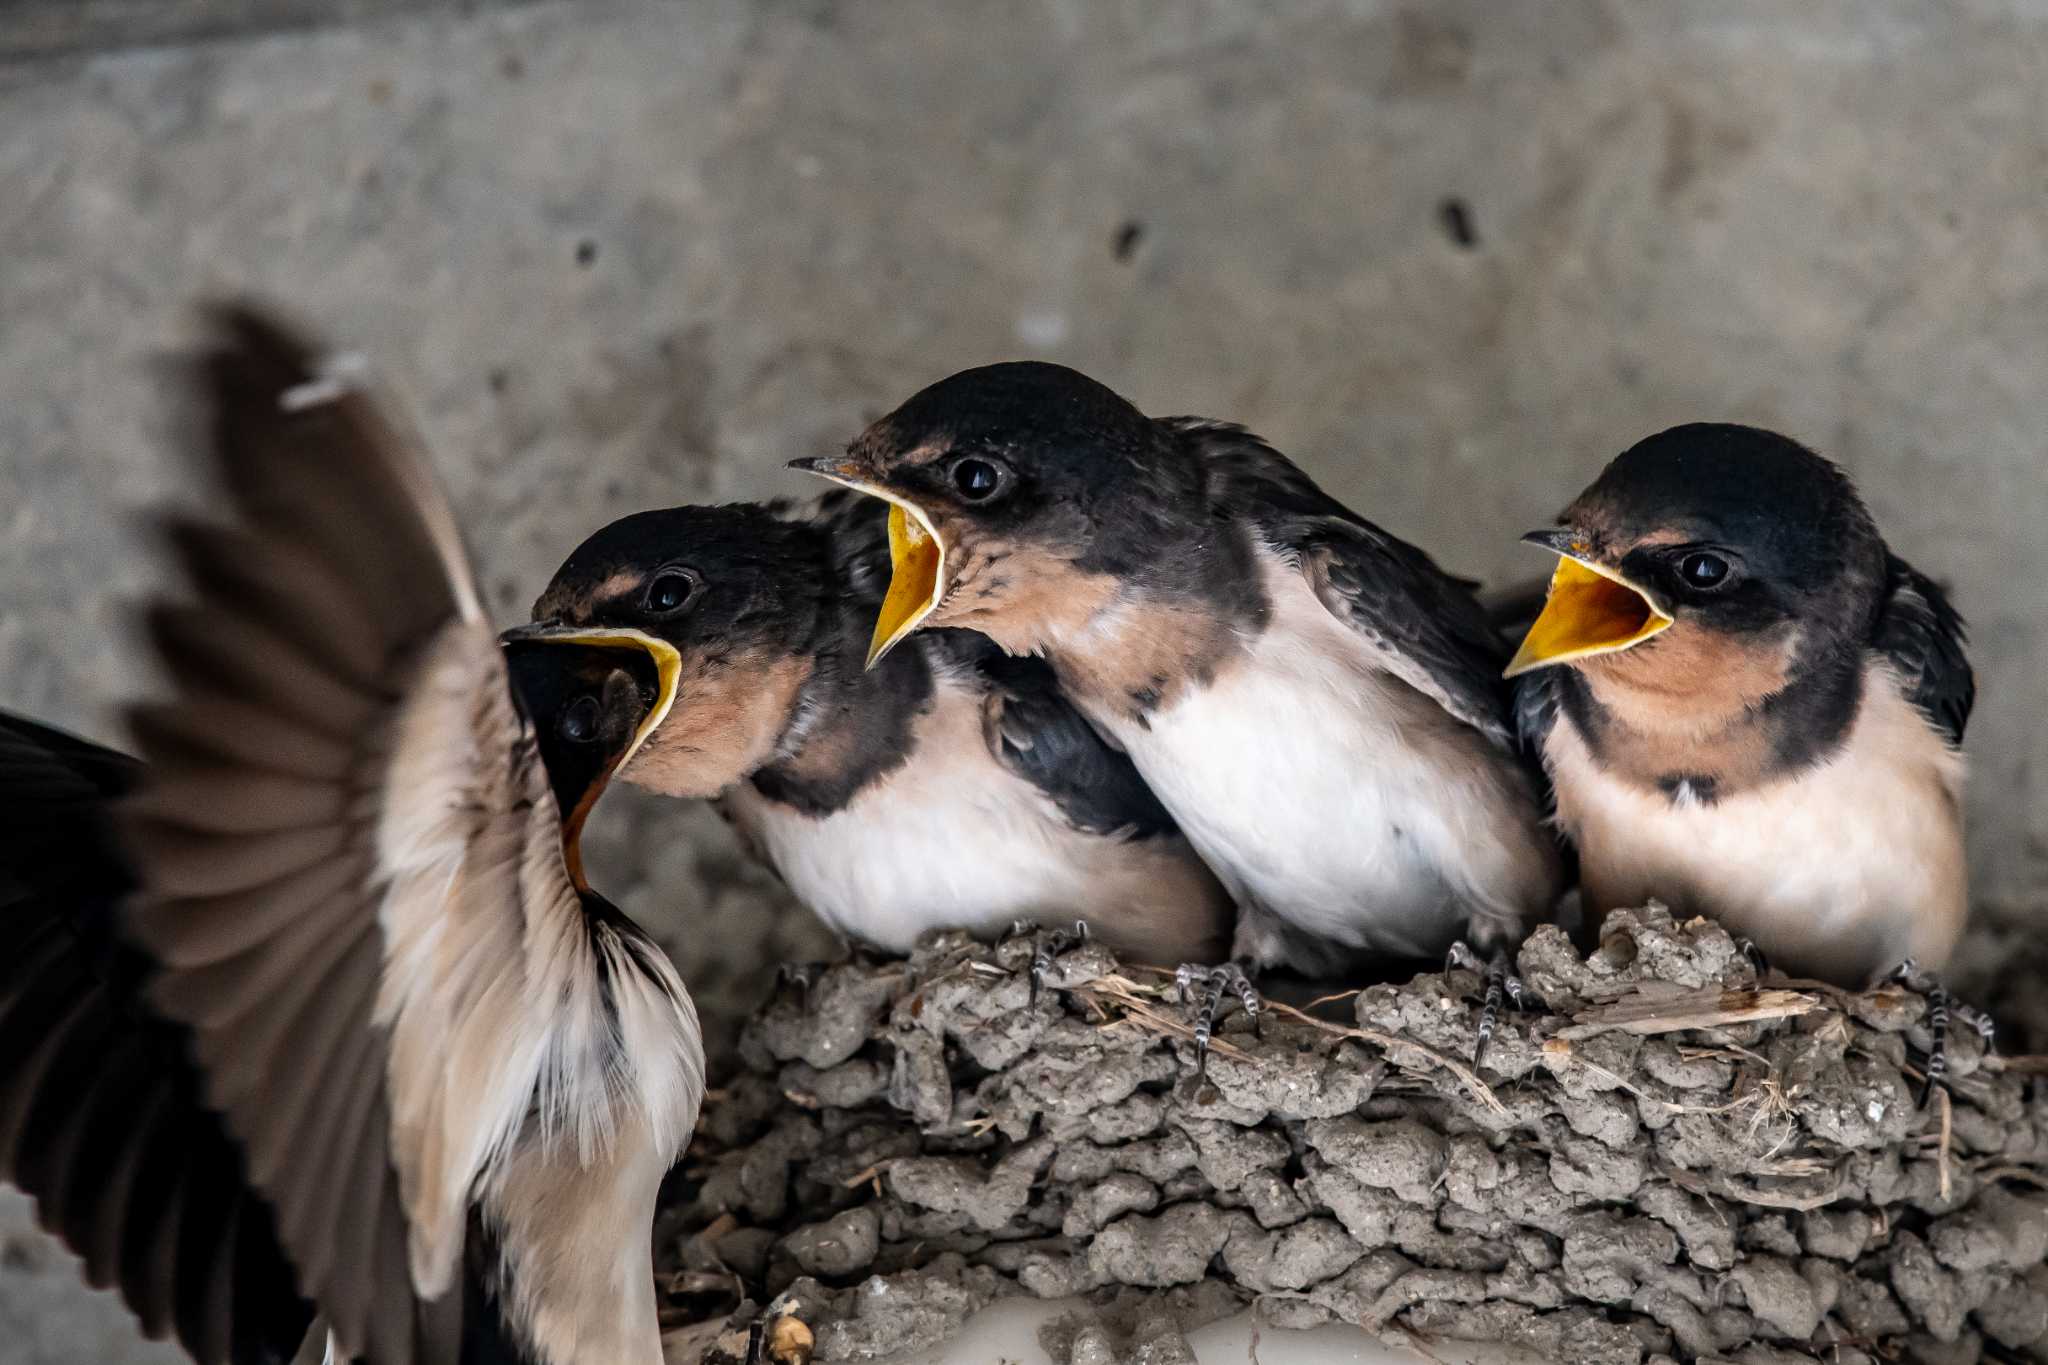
116, 305, 600, 1363
0, 712, 315, 1365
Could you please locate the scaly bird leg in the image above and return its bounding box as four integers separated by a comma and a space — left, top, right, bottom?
1446, 939, 1542, 1071
1028, 919, 1089, 1003
1888, 957, 1998, 1106
1175, 959, 1261, 1080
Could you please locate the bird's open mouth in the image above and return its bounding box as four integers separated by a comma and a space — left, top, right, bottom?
1504, 536, 1673, 677
497, 623, 683, 770
788, 458, 946, 668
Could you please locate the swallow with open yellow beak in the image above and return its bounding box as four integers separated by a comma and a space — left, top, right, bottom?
1, 304, 706, 1365
526, 489, 1235, 975
1508, 422, 1985, 1096
792, 361, 1567, 1068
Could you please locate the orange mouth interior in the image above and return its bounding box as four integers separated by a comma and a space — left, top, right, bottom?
1504, 555, 1672, 677
870, 503, 943, 667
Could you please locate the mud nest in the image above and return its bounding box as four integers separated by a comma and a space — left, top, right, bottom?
655, 906, 2048, 1365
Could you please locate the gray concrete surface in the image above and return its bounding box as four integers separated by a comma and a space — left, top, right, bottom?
1, 1, 2045, 1359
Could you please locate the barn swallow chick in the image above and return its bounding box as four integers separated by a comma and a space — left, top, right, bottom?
1507, 423, 1983, 1096
527, 490, 1235, 974
792, 362, 1566, 1067
0, 304, 705, 1365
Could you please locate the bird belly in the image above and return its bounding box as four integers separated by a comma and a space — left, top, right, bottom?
1552, 670, 1968, 987
1104, 606, 1555, 965
726, 708, 1231, 964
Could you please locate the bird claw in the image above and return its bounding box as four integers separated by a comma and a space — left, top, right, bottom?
1735, 936, 1772, 978
1029, 919, 1089, 1003
775, 961, 823, 1006
1176, 960, 1261, 1080
1886, 958, 1996, 1107
1445, 939, 1542, 1071
844, 939, 889, 970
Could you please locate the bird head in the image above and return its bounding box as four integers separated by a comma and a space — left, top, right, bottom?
500, 632, 672, 889
522, 505, 831, 799
1506, 423, 1886, 683
790, 361, 1182, 665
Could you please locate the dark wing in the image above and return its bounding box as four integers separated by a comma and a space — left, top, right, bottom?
1476, 573, 1553, 648
803, 484, 894, 608
0, 713, 314, 1365
961, 644, 1178, 840
1511, 667, 1565, 767
116, 304, 536, 1364
1872, 553, 1974, 747
1177, 420, 1516, 749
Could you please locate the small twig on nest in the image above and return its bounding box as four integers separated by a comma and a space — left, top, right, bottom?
1258, 998, 1507, 1116
840, 1163, 887, 1194
1675, 1167, 1845, 1212
1110, 963, 1505, 1113
1936, 1086, 1954, 1201
1984, 1052, 2048, 1075
1076, 974, 1253, 1064
1559, 986, 1821, 1039
1547, 1040, 1770, 1119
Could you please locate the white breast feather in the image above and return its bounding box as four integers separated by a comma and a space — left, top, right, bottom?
726, 674, 1223, 958
371, 622, 705, 1299
1550, 662, 1967, 983
1082, 563, 1556, 959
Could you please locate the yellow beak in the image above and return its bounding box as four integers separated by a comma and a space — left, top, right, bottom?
1503, 535, 1673, 678
788, 458, 945, 668
497, 623, 682, 770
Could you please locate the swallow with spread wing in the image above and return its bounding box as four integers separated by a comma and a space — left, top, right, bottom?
525, 491, 1235, 977
1, 305, 703, 1365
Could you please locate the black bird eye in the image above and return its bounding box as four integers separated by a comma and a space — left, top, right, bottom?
1677, 552, 1732, 591
644, 566, 701, 616
950, 456, 1007, 502
558, 695, 601, 744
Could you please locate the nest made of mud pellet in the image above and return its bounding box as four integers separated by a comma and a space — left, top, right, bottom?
655, 906, 2048, 1365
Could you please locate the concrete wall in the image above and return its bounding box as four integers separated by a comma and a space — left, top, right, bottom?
2, 1, 2046, 1358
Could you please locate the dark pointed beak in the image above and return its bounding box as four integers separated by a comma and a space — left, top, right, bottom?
1520, 528, 1587, 557
787, 456, 870, 481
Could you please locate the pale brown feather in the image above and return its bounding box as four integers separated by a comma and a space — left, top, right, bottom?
119, 305, 703, 1365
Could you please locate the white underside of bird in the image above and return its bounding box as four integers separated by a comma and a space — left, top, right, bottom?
1550, 659, 1967, 985
1074, 560, 1555, 968
724, 667, 1229, 965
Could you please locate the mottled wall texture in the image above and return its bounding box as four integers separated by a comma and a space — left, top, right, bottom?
0, 1, 2045, 1359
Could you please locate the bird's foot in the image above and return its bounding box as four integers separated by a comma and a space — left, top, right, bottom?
1029, 919, 1090, 1003
774, 961, 827, 1007
1175, 959, 1262, 1079
840, 937, 892, 970
1445, 940, 1542, 1071
1887, 958, 1997, 1106
1735, 936, 1772, 978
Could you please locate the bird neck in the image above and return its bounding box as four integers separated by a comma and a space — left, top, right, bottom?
1561, 629, 1865, 798
1026, 520, 1270, 725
